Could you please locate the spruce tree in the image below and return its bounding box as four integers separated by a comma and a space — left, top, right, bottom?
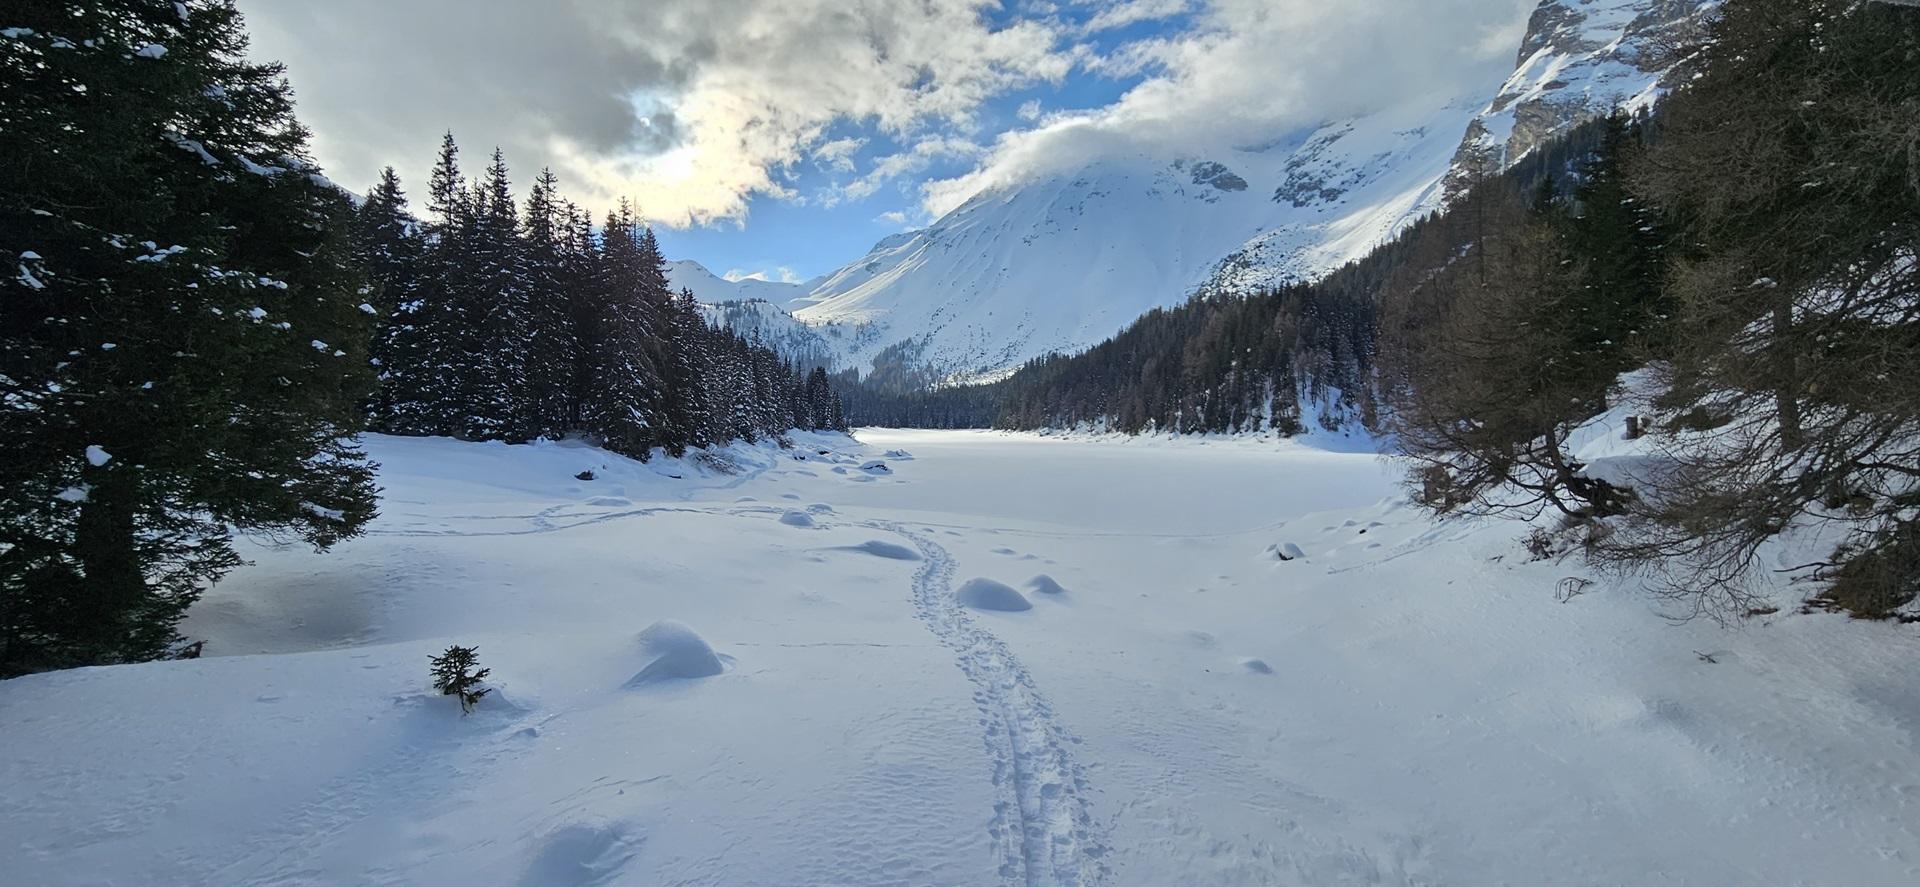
355, 167, 421, 428
458, 148, 531, 441
560, 199, 601, 433
521, 168, 578, 439
1, 0, 378, 675
579, 203, 670, 458
386, 131, 472, 436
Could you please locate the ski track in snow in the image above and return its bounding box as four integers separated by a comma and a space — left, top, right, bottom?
874, 520, 1110, 887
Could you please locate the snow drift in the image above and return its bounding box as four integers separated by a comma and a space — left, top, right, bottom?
627, 620, 726, 685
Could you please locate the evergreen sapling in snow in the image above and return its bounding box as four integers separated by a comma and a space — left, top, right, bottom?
429, 644, 491, 714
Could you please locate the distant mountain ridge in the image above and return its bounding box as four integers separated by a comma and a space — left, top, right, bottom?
686, 0, 1717, 383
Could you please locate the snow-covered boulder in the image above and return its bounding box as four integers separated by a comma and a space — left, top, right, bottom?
848, 540, 920, 560
956, 578, 1032, 612
779, 510, 816, 528
1026, 574, 1068, 595
627, 620, 726, 685
1266, 542, 1306, 562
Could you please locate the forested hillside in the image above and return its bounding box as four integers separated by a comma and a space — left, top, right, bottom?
355, 136, 846, 459
962, 114, 1625, 436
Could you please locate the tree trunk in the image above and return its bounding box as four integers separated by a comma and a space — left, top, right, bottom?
1772, 296, 1803, 450
72, 473, 146, 663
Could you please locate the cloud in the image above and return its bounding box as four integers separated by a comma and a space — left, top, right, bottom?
242, 0, 1077, 228
812, 137, 867, 173
838, 136, 984, 203
243, 0, 1536, 230
724, 267, 804, 284
1082, 0, 1192, 33
923, 0, 1536, 216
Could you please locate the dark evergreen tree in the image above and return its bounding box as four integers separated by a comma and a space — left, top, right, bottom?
560, 199, 601, 433
458, 148, 531, 440
354, 167, 421, 426
382, 131, 471, 435
520, 168, 578, 439
580, 203, 671, 458
1561, 111, 1668, 371
1, 0, 377, 675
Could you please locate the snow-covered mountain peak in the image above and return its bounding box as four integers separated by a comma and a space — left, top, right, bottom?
663, 259, 819, 314
713, 0, 1717, 383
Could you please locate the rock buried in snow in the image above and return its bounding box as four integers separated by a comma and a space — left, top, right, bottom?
779, 510, 815, 528
1240, 658, 1275, 674
956, 578, 1032, 612
848, 540, 920, 560
628, 620, 725, 685
859, 460, 890, 473
1026, 574, 1068, 595
1266, 542, 1306, 562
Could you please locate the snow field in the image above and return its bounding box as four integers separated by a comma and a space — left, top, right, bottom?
2, 427, 1916, 886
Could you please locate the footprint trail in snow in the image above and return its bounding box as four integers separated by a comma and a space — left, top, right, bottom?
875, 521, 1110, 887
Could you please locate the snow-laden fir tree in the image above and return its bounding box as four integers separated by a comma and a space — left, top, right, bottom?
458, 149, 533, 441
520, 167, 579, 440
580, 202, 672, 458
354, 166, 422, 426
0, 0, 378, 675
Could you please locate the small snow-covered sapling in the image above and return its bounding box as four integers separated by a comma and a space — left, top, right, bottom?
429, 645, 492, 714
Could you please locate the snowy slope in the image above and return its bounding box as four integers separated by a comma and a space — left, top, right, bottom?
663, 258, 816, 313
4, 430, 1918, 886
790, 98, 1474, 381
789, 0, 1712, 381
694, 298, 867, 371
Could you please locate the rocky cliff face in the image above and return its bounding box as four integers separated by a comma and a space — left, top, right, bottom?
1443, 0, 1716, 199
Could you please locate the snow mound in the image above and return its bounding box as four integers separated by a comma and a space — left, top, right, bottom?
805, 503, 835, 514
1026, 574, 1068, 595
1266, 542, 1306, 561
1240, 658, 1275, 675
585, 496, 631, 507
779, 510, 816, 528
520, 822, 643, 886
627, 620, 726, 685
844, 540, 920, 561
955, 578, 1032, 612
882, 449, 915, 460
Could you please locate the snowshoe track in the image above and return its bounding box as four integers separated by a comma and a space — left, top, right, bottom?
877, 522, 1110, 887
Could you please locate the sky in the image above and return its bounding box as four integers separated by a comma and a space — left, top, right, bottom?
241, 0, 1536, 283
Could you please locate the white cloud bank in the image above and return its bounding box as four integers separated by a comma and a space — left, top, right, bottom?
242, 0, 1535, 227
921, 0, 1536, 216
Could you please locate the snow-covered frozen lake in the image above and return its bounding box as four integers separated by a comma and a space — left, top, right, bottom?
3, 429, 1916, 886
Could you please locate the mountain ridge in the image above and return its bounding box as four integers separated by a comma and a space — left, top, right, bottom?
692, 0, 1716, 383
